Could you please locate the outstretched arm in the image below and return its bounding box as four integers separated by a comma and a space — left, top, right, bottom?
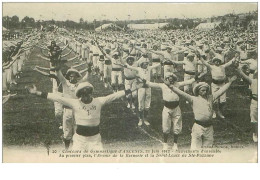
37, 54, 50, 61
66, 55, 79, 62
99, 91, 126, 105
61, 44, 69, 51
33, 67, 50, 76
146, 81, 162, 89
35, 65, 50, 71
72, 62, 87, 69
61, 49, 72, 58
26, 85, 73, 108
213, 76, 237, 100
178, 78, 196, 87
149, 63, 161, 70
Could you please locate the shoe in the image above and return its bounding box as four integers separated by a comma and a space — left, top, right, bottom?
186, 101, 189, 104
59, 125, 63, 130
104, 83, 108, 88
217, 111, 225, 119
172, 143, 178, 150
212, 111, 216, 118
127, 103, 131, 108
138, 119, 143, 126
11, 81, 17, 85
253, 133, 258, 142
162, 143, 169, 150
144, 120, 150, 126
131, 104, 135, 110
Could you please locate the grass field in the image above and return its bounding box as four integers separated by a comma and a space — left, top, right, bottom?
3, 43, 257, 154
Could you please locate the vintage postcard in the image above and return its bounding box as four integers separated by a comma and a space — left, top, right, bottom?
2, 2, 258, 163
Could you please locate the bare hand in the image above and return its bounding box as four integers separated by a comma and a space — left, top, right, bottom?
25, 84, 37, 94
163, 78, 171, 86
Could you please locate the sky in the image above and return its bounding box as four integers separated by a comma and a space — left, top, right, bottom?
3, 2, 258, 22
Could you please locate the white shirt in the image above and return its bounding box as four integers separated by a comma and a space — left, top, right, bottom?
148, 79, 195, 101
183, 59, 196, 72
251, 79, 257, 96
192, 96, 213, 121
47, 91, 125, 126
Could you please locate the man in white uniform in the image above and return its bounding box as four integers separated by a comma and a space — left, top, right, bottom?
26, 82, 134, 150
168, 76, 237, 149
146, 72, 196, 150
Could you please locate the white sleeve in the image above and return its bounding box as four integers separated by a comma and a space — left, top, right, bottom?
47, 93, 76, 108
147, 82, 163, 89
98, 91, 125, 106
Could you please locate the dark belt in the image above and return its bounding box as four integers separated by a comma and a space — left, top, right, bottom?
93, 54, 99, 56
164, 61, 173, 65
105, 60, 112, 65
185, 71, 196, 75
251, 94, 258, 101
76, 125, 100, 137
212, 79, 225, 85
164, 101, 179, 109
194, 120, 213, 127
152, 58, 160, 62
90, 51, 93, 53
125, 77, 135, 80
112, 68, 121, 71
249, 69, 255, 74
130, 54, 136, 56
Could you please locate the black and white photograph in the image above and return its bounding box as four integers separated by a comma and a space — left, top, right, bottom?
2, 2, 258, 163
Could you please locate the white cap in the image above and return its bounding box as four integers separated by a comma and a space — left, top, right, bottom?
193, 82, 210, 96
164, 72, 178, 81
65, 68, 82, 79
75, 82, 94, 97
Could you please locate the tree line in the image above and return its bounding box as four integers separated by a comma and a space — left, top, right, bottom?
3, 12, 257, 32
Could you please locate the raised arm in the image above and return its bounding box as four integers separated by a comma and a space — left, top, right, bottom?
61, 49, 72, 58
61, 44, 69, 51
235, 68, 252, 84
199, 57, 211, 70
55, 69, 67, 84
168, 85, 193, 103
125, 64, 139, 72
223, 55, 239, 68
213, 76, 237, 100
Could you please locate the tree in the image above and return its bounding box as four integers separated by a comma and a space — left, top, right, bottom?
21, 16, 36, 28
9, 15, 19, 29
79, 18, 84, 24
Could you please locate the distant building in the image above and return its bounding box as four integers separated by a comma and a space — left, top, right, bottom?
95, 23, 122, 31
127, 23, 169, 30
195, 22, 221, 30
